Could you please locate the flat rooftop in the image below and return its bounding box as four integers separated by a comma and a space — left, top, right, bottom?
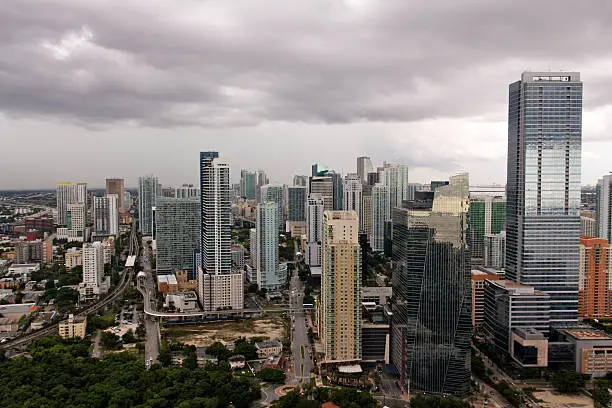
562, 329, 612, 341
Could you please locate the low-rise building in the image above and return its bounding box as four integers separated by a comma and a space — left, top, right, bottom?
228, 354, 246, 369
58, 314, 87, 339
158, 274, 179, 293
65, 248, 83, 271
255, 340, 283, 358
164, 292, 198, 312
8, 263, 40, 281
557, 328, 612, 377
262, 353, 285, 370
196, 347, 219, 367
361, 287, 392, 305
0, 318, 18, 333
0, 303, 37, 320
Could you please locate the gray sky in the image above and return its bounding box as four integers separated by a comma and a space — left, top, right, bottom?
1, 0, 612, 189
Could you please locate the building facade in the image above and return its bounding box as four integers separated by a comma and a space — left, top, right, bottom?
93, 194, 119, 237
106, 178, 126, 212
309, 176, 334, 212
371, 183, 389, 252
343, 174, 363, 230
321, 211, 361, 362
260, 184, 285, 230
357, 156, 373, 184
156, 197, 201, 274
256, 202, 284, 290
383, 163, 409, 212
471, 268, 503, 327
56, 182, 87, 225
288, 186, 307, 222
597, 175, 612, 242
469, 196, 506, 265
306, 194, 325, 267
391, 174, 471, 396
138, 175, 160, 236
506, 72, 582, 325
579, 237, 612, 319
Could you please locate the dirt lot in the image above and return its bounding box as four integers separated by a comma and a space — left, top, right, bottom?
532, 390, 593, 408
164, 317, 284, 347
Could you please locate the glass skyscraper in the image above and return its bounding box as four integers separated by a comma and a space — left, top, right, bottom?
138, 175, 160, 236
469, 196, 506, 265
391, 174, 471, 396
506, 72, 582, 325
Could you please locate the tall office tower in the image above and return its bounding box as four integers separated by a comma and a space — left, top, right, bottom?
293, 175, 309, 187
361, 185, 373, 236
309, 176, 334, 211
581, 214, 597, 237
370, 183, 389, 252
56, 182, 87, 225
357, 156, 374, 184
343, 174, 363, 230
484, 231, 506, 269
255, 170, 269, 202
306, 194, 325, 266
328, 171, 344, 210
156, 197, 201, 274
199, 152, 231, 275
175, 184, 200, 200
383, 163, 410, 212
288, 186, 307, 222
312, 163, 328, 177
506, 72, 582, 325
161, 187, 175, 198
430, 180, 449, 192
82, 242, 105, 290
260, 184, 285, 230
579, 237, 612, 318
469, 196, 506, 265
67, 203, 86, 242
240, 170, 257, 200
391, 174, 471, 396
106, 178, 126, 212
406, 183, 423, 202
597, 175, 612, 241
367, 172, 380, 186
321, 210, 361, 362
256, 202, 284, 290
93, 195, 119, 237
138, 175, 160, 236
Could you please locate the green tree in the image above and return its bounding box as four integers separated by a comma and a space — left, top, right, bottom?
121, 329, 136, 344
257, 368, 285, 383
233, 338, 258, 360
410, 395, 470, 408
552, 370, 586, 393
157, 347, 172, 367
207, 342, 230, 362
100, 331, 122, 350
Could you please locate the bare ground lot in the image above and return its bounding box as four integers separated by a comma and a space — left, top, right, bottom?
164, 317, 284, 347
532, 390, 593, 408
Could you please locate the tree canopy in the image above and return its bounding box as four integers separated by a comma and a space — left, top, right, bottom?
0, 337, 260, 408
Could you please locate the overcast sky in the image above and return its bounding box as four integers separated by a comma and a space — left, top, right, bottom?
1, 0, 612, 189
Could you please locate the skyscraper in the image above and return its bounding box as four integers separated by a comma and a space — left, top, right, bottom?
260, 184, 285, 230
506, 72, 582, 325
469, 196, 506, 265
199, 152, 231, 275
256, 202, 284, 290
288, 186, 307, 222
93, 194, 119, 237
597, 175, 612, 241
56, 182, 87, 225
309, 176, 334, 211
383, 163, 410, 212
343, 173, 363, 230
66, 203, 86, 242
370, 183, 389, 252
578, 237, 612, 319
106, 178, 126, 212
138, 175, 160, 236
391, 173, 471, 396
156, 197, 201, 274
306, 194, 325, 266
321, 210, 361, 362
240, 170, 257, 200
357, 156, 373, 184
293, 175, 309, 187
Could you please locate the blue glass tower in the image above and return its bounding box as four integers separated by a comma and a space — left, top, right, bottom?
506, 72, 582, 325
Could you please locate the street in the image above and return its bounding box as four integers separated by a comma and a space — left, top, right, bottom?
140, 238, 160, 366
288, 273, 313, 384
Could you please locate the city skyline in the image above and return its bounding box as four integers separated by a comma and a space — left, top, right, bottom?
2, 1, 612, 189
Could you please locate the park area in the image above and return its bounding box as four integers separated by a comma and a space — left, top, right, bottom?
163, 317, 284, 347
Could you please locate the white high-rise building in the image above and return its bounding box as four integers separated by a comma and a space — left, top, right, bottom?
260, 184, 285, 231
383, 163, 409, 212
56, 182, 87, 225
597, 175, 612, 241
82, 242, 105, 292
175, 184, 200, 199
306, 194, 325, 266
343, 173, 363, 230
93, 194, 119, 237
371, 183, 390, 252
67, 203, 86, 242
256, 202, 284, 290
200, 266, 244, 311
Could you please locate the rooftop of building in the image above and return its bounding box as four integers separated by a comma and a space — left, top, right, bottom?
513, 327, 546, 340
158, 274, 178, 285
255, 340, 282, 349
472, 267, 504, 279
9, 263, 40, 268
489, 280, 548, 296
561, 328, 612, 341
